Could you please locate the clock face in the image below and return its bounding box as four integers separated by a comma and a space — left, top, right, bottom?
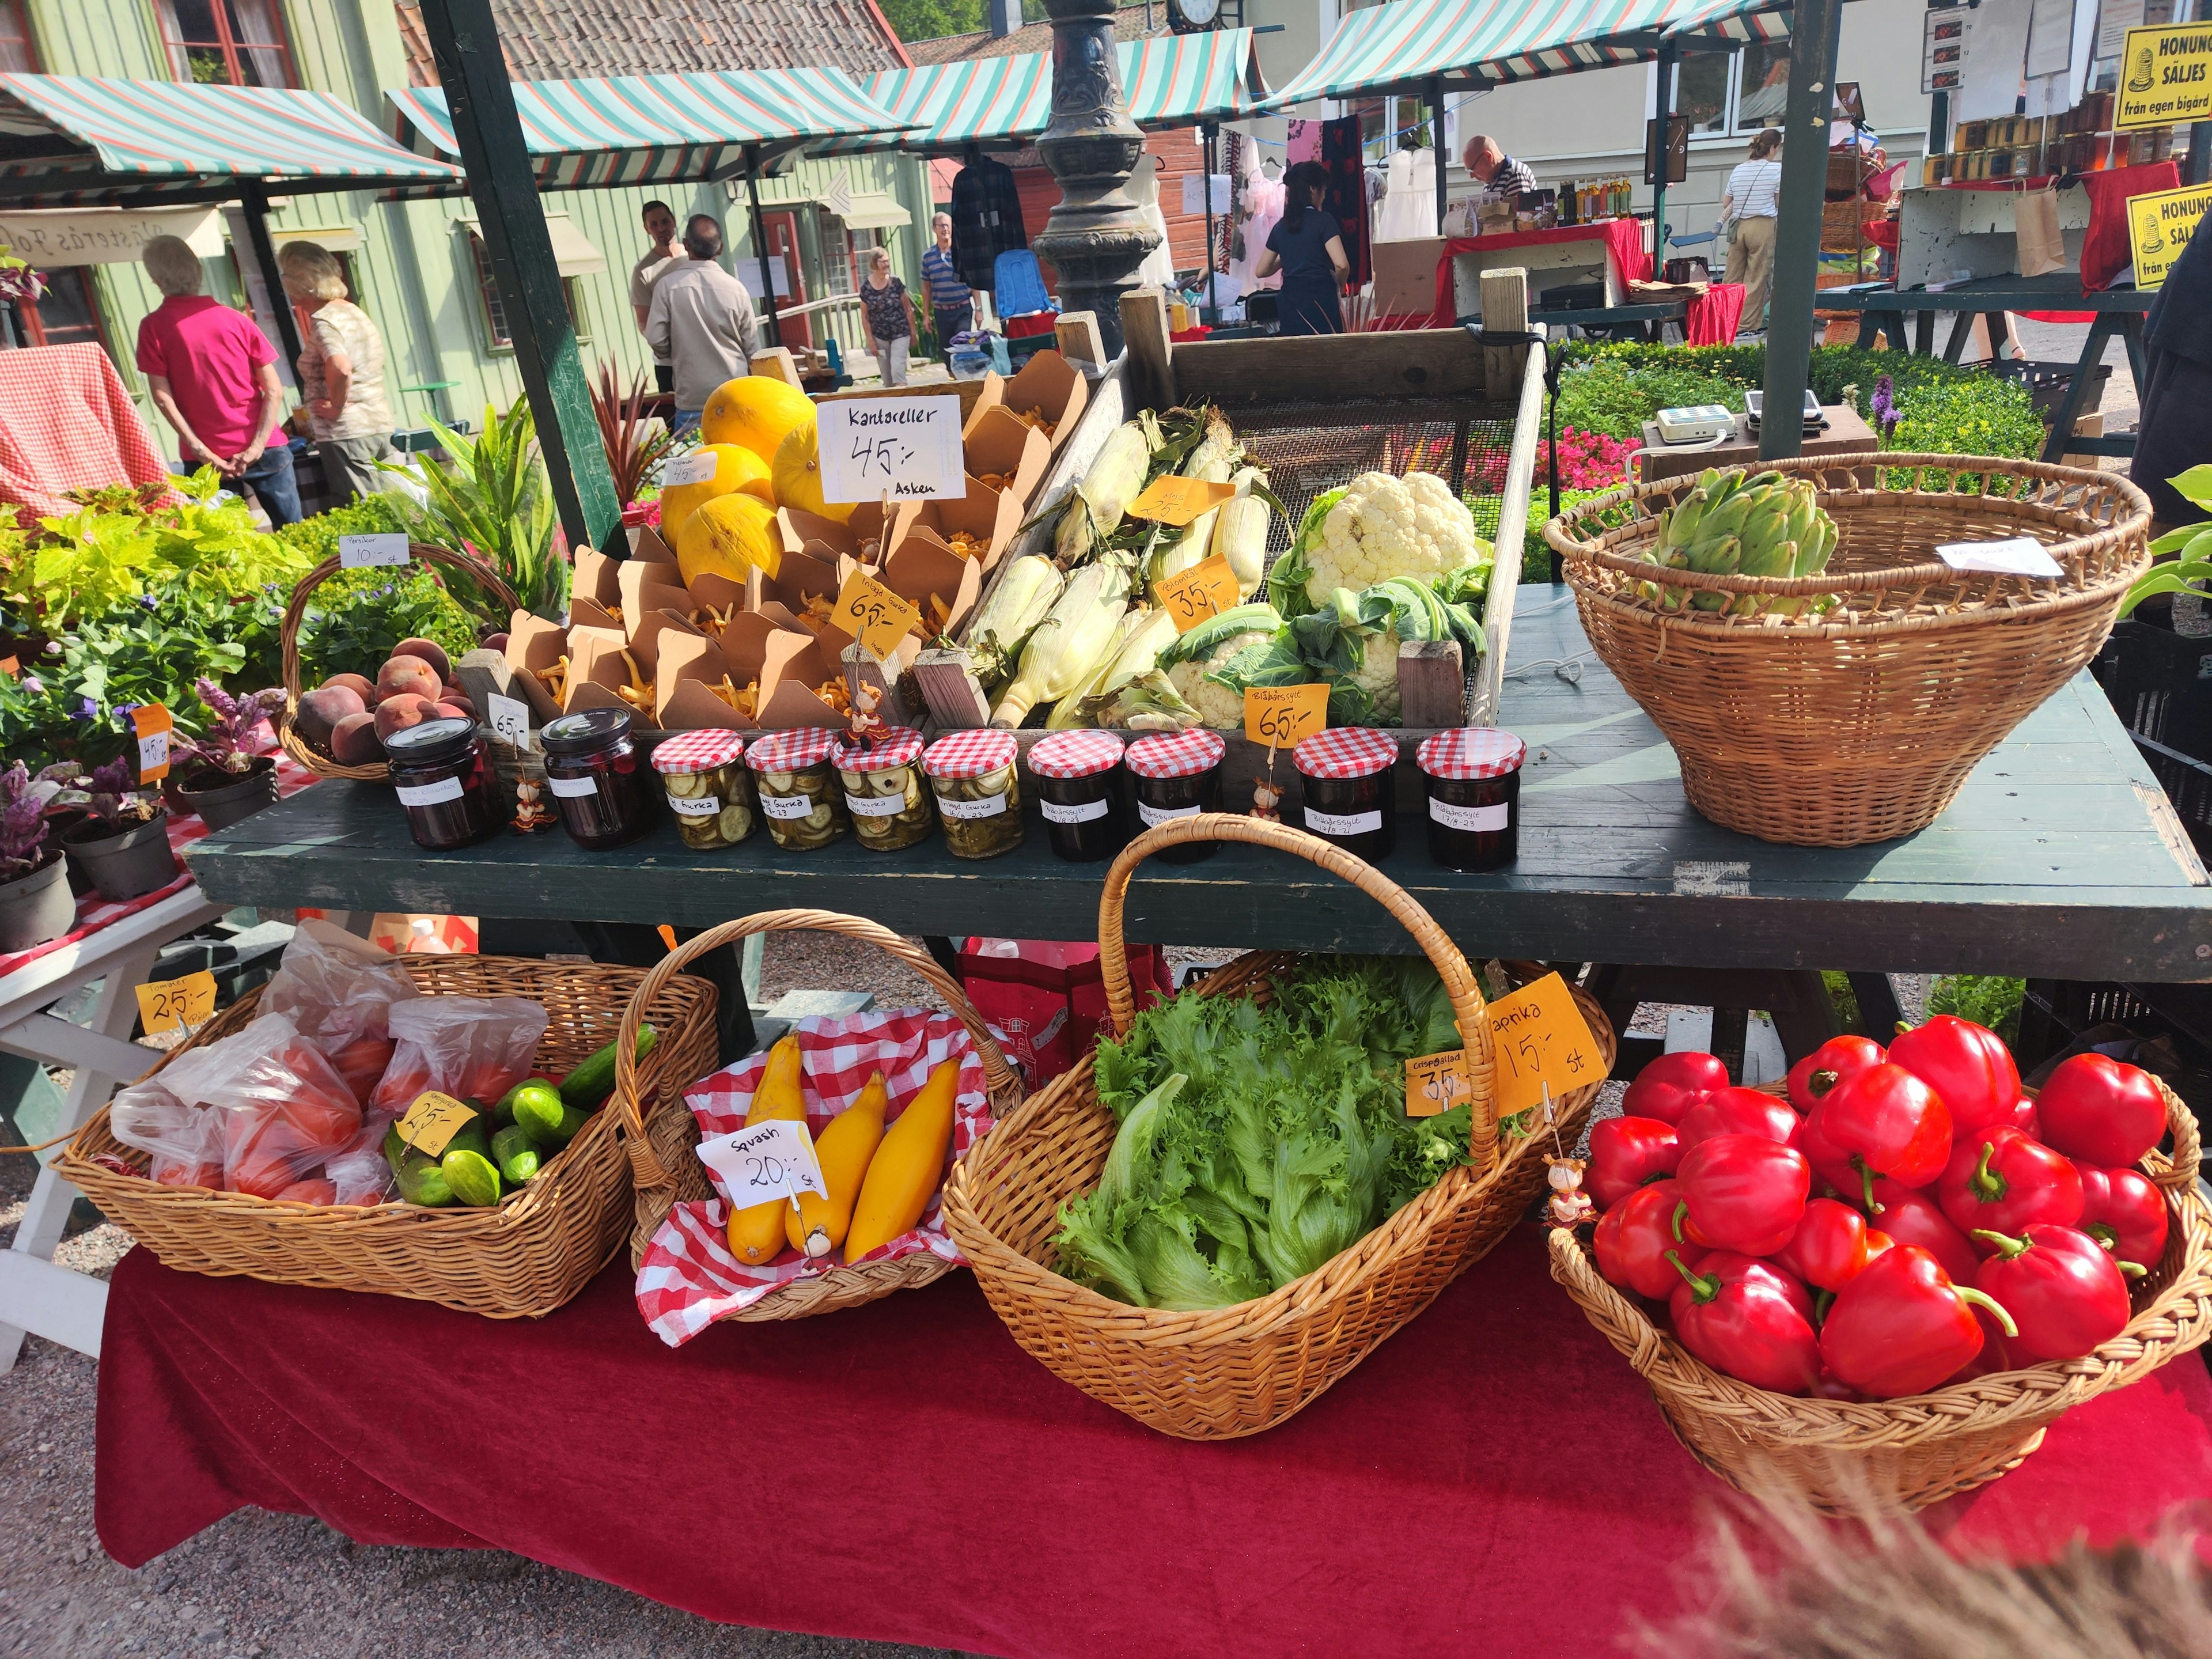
1172, 0, 1220, 29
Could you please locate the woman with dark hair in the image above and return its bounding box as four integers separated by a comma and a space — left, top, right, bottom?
1255, 159, 1349, 336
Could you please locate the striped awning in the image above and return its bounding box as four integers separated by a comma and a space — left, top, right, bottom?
830, 28, 1267, 156
388, 67, 919, 190
0, 74, 464, 207
1263, 0, 1789, 105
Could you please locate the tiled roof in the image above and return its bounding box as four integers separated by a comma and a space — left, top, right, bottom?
393, 0, 907, 88
907, 6, 1164, 65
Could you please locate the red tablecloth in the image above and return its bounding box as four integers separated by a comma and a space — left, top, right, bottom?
1432, 219, 1651, 325
0, 343, 176, 525
1684, 283, 1745, 346
96, 1226, 2212, 1657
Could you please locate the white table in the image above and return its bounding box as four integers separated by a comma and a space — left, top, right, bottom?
0, 885, 228, 1370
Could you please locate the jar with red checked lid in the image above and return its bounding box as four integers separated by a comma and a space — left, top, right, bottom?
747, 727, 847, 851
650, 728, 753, 851
921, 729, 1022, 860
1293, 726, 1398, 861
1416, 728, 1525, 872
1125, 728, 1225, 865
833, 728, 933, 852
1027, 729, 1127, 863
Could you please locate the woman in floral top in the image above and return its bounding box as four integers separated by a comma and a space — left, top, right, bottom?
858, 248, 921, 387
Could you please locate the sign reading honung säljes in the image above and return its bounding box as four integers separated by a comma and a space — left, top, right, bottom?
2129, 181, 2212, 290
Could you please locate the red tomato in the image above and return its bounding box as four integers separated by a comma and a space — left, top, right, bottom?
274, 1177, 339, 1205
151, 1158, 222, 1190
328, 1035, 396, 1108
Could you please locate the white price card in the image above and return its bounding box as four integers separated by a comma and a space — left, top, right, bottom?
817, 395, 965, 505
695, 1117, 828, 1208
486, 692, 532, 748
661, 450, 720, 487
1936, 537, 2065, 577
339, 532, 411, 569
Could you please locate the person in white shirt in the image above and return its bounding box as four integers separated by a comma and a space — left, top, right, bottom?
645, 215, 760, 435
628, 200, 681, 394
1721, 128, 1783, 338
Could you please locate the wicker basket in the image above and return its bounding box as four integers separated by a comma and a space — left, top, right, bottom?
55, 955, 718, 1317
940, 813, 1618, 1439
1546, 456, 2152, 846
278, 541, 521, 783
615, 910, 1026, 1321
1550, 1078, 2212, 1513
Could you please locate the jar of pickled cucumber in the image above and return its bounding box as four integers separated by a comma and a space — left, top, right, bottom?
744, 726, 849, 851
921, 729, 1024, 861
832, 727, 933, 852
649, 728, 755, 851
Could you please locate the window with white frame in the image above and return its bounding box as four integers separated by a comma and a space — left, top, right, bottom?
817, 221, 878, 300
467, 234, 586, 350
1668, 41, 1792, 139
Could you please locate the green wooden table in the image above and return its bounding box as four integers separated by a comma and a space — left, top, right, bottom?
187, 596, 2212, 984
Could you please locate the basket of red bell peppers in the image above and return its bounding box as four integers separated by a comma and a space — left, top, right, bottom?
1548, 1015, 2212, 1513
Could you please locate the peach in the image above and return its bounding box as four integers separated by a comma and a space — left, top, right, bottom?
481, 631, 510, 654
373, 692, 438, 743
323, 672, 375, 703
329, 711, 384, 766
375, 655, 441, 705
395, 637, 452, 683
436, 694, 478, 720
295, 685, 366, 752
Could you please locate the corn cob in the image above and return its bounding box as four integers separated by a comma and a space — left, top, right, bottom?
963, 554, 1065, 690
990, 556, 1134, 727
1210, 467, 1272, 600
1052, 414, 1160, 567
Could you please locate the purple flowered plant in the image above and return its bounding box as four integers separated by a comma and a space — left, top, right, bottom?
69, 756, 158, 828
183, 677, 285, 776
0, 763, 51, 879
1870, 374, 1900, 438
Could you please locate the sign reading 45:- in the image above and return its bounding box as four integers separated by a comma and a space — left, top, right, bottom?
817, 395, 966, 505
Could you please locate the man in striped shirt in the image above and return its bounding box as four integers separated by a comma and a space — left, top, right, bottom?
920, 212, 974, 361
1464, 135, 1537, 210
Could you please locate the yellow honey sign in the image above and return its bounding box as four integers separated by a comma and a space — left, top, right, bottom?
2116, 24, 2212, 129
2128, 181, 2212, 290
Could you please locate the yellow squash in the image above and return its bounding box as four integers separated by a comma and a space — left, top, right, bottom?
787, 1070, 888, 1257
725, 1033, 808, 1265
660, 444, 772, 542
700, 373, 815, 467
677, 491, 781, 587
844, 1059, 959, 1262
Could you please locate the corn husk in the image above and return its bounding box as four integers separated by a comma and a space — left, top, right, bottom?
1048, 605, 1178, 729
963, 554, 1065, 690
990, 556, 1135, 727
1082, 668, 1200, 731
1145, 411, 1240, 602
1210, 467, 1271, 600
1053, 414, 1160, 567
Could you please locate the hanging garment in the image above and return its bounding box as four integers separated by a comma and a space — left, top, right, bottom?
1320, 115, 1370, 290
1231, 172, 1285, 292
1129, 152, 1179, 289
949, 156, 1028, 294
1374, 147, 1439, 242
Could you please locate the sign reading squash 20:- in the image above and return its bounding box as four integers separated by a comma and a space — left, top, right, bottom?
2117, 24, 2212, 129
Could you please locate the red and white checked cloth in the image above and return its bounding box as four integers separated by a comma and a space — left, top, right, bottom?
0, 344, 179, 525
634, 1007, 996, 1345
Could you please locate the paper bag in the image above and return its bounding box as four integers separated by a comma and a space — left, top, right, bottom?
2016, 188, 2066, 279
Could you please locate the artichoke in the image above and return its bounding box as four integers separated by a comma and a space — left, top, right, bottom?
1646, 469, 1842, 619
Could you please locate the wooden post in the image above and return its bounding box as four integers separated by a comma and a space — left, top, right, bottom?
744, 162, 783, 351
236, 184, 304, 373
1650, 46, 1676, 276
1759, 0, 1846, 462
414, 0, 623, 558
1055, 310, 1106, 366
1478, 267, 1528, 398
1397, 641, 1467, 728
840, 644, 915, 728
1120, 288, 1174, 412
912, 649, 991, 728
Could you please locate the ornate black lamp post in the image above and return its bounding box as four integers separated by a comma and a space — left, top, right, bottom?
1033, 0, 1161, 360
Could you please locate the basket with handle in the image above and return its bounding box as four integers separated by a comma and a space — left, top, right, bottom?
1548, 1077, 2212, 1513
1544, 456, 2151, 846
53, 953, 719, 1317
615, 910, 1026, 1321
278, 541, 522, 783
938, 814, 1618, 1439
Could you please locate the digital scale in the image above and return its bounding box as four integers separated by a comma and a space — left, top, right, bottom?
1654, 403, 1736, 444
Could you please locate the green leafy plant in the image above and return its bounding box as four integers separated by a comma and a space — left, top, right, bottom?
385, 395, 566, 616
1469, 488, 1627, 582
2120, 467, 2212, 618
1929, 975, 2026, 1046
274, 493, 408, 563
296, 566, 479, 687
1553, 358, 1749, 442
1883, 376, 2046, 466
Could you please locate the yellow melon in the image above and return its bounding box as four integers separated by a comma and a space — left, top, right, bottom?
676, 493, 782, 586
658, 444, 772, 541
770, 422, 855, 524
699, 374, 816, 467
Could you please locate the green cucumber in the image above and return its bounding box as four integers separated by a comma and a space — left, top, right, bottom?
441, 1148, 503, 1207
515, 1093, 589, 1149
557, 1025, 657, 1112
491, 1124, 544, 1186
382, 1111, 491, 1210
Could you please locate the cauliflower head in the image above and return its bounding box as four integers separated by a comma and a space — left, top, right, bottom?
1167, 631, 1274, 729
1305, 471, 1482, 603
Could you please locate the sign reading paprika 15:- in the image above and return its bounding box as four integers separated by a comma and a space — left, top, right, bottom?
2127, 181, 2212, 290
2116, 24, 2212, 129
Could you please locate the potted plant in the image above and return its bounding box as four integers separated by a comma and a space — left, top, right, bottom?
57, 757, 177, 902
0, 762, 75, 952
169, 677, 285, 830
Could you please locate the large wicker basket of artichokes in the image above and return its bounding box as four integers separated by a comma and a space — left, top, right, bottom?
1545, 455, 2149, 847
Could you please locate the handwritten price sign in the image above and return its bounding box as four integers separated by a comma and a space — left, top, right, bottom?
1485, 972, 1602, 1120
1404, 1049, 1473, 1119
817, 396, 965, 504
1156, 554, 1240, 633
695, 1117, 828, 1209
1125, 475, 1237, 528
134, 969, 216, 1037
130, 703, 174, 783
1243, 683, 1329, 750
396, 1090, 476, 1159
832, 570, 924, 660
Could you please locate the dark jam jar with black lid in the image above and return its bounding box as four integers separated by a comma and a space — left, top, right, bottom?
1123, 729, 1225, 865
1027, 729, 1128, 863
385, 717, 498, 851
1291, 726, 1399, 861
1415, 728, 1527, 872
540, 706, 653, 850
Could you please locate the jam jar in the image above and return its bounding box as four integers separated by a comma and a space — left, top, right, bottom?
1124, 729, 1225, 864
385, 717, 498, 851
921, 730, 1024, 860
1416, 728, 1526, 872
540, 706, 654, 850
746, 726, 849, 851
649, 728, 754, 851
834, 728, 933, 852
1293, 726, 1399, 861
1027, 730, 1128, 863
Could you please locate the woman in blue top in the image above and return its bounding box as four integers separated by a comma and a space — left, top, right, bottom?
1255, 160, 1349, 336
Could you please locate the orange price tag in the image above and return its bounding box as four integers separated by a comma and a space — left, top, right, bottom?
130, 703, 174, 783
134, 969, 217, 1037
397, 1090, 476, 1159
1485, 972, 1603, 1120
1243, 683, 1329, 750
1405, 1049, 1474, 1119
1124, 475, 1238, 528
831, 570, 923, 660
1156, 554, 1241, 634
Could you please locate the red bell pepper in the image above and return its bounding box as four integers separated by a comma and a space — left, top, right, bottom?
1804, 1062, 1953, 1207
1936, 1124, 2084, 1245
1665, 1249, 1823, 1395
1771, 1197, 1875, 1292
1620, 1050, 1730, 1126
1785, 1033, 1885, 1113
1675, 1086, 1799, 1154
1594, 1180, 1697, 1298
1675, 1134, 1810, 1256
1969, 1224, 2140, 1362
1888, 1015, 2028, 1135
1819, 1244, 2018, 1399
1588, 1116, 1681, 1209
1865, 1179, 1983, 1285
2034, 1054, 2169, 1169
1863, 1227, 1896, 1263
1947, 1302, 2021, 1385
2078, 1164, 2169, 1271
